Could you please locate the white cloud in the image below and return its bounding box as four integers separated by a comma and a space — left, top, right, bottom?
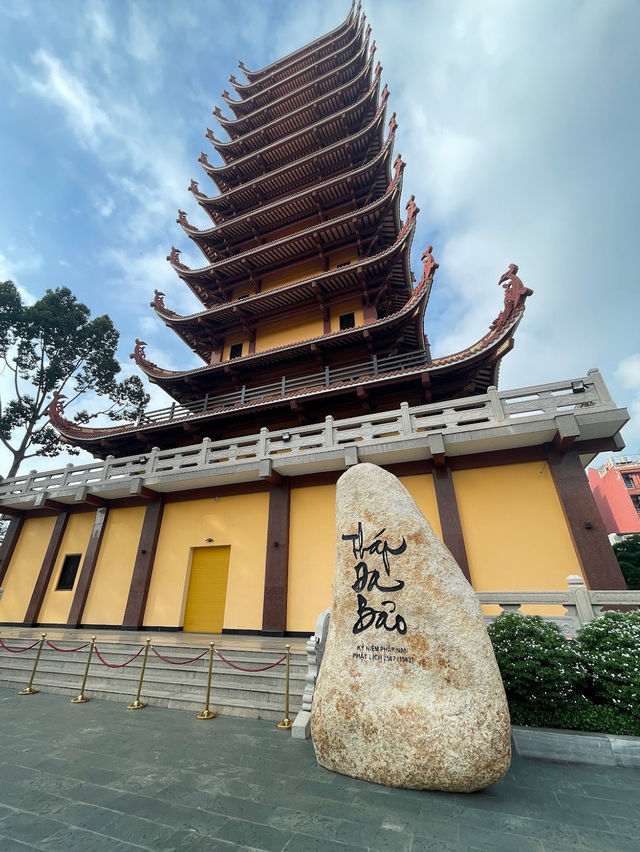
24, 49, 111, 148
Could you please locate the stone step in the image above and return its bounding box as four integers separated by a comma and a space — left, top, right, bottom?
0, 638, 307, 721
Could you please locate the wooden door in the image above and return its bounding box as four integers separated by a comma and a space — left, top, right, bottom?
183, 546, 230, 633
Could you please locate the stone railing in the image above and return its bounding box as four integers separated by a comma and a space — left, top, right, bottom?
291, 577, 640, 739
0, 369, 618, 503
477, 575, 640, 636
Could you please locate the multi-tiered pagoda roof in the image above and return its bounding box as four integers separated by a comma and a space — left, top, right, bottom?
49, 2, 531, 457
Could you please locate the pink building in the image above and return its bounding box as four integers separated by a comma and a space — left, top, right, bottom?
588, 456, 640, 535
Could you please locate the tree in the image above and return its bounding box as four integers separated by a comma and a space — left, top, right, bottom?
0, 280, 149, 478
613, 533, 640, 590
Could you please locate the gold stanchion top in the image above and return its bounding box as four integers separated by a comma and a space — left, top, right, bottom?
41, 632, 47, 639
210, 641, 215, 648
90, 635, 96, 641
145, 637, 151, 644
285, 644, 291, 651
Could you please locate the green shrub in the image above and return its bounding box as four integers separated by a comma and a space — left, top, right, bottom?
487, 611, 640, 736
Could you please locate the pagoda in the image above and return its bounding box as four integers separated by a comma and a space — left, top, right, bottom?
0, 2, 628, 641
48, 1, 531, 457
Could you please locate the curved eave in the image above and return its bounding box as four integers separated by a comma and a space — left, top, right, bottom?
237, 5, 359, 86
226, 20, 366, 117
171, 175, 403, 295
219, 40, 370, 138
157, 223, 415, 358
184, 136, 394, 254
196, 107, 387, 219
147, 225, 423, 389
211, 55, 375, 161
50, 304, 527, 451
202, 77, 380, 192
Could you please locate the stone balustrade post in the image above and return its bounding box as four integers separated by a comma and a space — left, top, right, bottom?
566, 575, 595, 626
324, 415, 334, 447
199, 437, 211, 466
146, 447, 160, 475
259, 427, 269, 457
400, 401, 412, 434
487, 386, 506, 422
102, 455, 115, 482
586, 368, 614, 406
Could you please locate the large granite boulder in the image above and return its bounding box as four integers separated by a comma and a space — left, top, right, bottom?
311, 463, 511, 792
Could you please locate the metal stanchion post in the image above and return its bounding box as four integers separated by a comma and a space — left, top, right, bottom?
18, 632, 47, 695
71, 635, 96, 704
196, 642, 216, 720
126, 638, 151, 710
276, 644, 293, 730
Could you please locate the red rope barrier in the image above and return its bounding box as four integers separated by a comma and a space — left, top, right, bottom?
94, 645, 144, 669
46, 640, 89, 653
215, 650, 286, 672
0, 638, 40, 653
151, 646, 208, 665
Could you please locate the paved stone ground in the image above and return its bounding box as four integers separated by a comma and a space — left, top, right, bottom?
0, 687, 639, 851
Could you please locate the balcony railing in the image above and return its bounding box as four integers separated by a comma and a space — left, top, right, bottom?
137, 349, 431, 427
0, 369, 619, 502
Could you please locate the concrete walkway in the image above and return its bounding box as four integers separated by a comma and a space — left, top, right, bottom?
0, 687, 639, 851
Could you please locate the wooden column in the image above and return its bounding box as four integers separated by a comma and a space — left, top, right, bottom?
261, 478, 291, 635
122, 497, 164, 629
67, 507, 109, 627
24, 512, 69, 626
546, 448, 626, 589
432, 464, 471, 582
0, 515, 25, 587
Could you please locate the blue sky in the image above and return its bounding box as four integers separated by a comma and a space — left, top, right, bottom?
1, 0, 639, 475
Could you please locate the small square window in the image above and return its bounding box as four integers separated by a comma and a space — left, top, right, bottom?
229, 343, 243, 359
56, 554, 82, 591
339, 312, 355, 330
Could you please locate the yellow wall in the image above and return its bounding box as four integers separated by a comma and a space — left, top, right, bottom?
0, 516, 56, 623
223, 331, 248, 361
330, 297, 364, 332
454, 461, 582, 591
329, 247, 357, 268
144, 492, 269, 629
398, 473, 442, 539
38, 512, 96, 624
261, 259, 323, 291
288, 483, 336, 632
255, 310, 323, 352
82, 506, 146, 626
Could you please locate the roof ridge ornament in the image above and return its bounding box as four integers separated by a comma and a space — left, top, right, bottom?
205, 129, 220, 145
419, 246, 439, 287
45, 391, 68, 427
490, 264, 533, 331
188, 179, 204, 198
177, 210, 194, 230
198, 151, 211, 166
229, 74, 238, 85
387, 109, 397, 136
370, 40, 376, 56
389, 152, 405, 188
167, 247, 189, 271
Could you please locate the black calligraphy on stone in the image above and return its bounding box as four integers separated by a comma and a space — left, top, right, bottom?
342, 522, 408, 636
352, 595, 407, 635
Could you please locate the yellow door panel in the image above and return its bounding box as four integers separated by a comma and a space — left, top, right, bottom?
183, 546, 230, 633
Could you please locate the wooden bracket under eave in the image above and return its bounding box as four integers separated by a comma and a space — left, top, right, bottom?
259, 458, 283, 485
129, 480, 159, 501
428, 432, 446, 468
552, 413, 581, 454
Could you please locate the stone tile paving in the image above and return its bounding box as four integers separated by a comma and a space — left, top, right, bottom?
0, 686, 639, 851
